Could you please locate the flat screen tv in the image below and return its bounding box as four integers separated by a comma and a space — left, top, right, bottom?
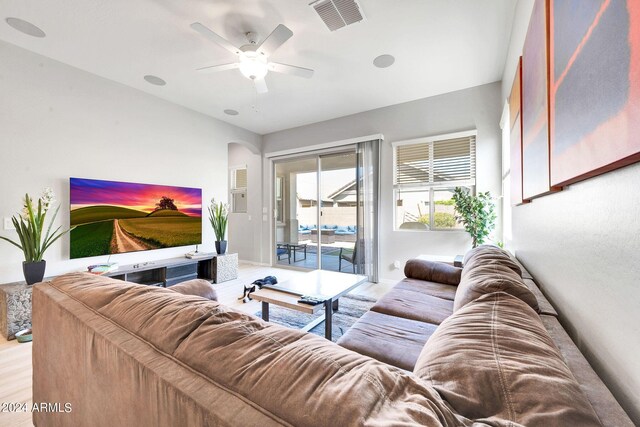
70, 177, 202, 259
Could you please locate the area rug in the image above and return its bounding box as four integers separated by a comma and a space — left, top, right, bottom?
255, 294, 376, 342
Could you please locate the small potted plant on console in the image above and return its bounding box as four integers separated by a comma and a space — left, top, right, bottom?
208, 198, 229, 255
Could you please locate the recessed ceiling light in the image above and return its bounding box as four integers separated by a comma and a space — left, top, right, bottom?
143, 75, 166, 86
373, 54, 395, 68
224, 109, 239, 116
5, 17, 46, 38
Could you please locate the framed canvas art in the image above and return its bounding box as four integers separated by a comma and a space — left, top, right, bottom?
522, 0, 557, 199
549, 0, 640, 186
510, 57, 527, 206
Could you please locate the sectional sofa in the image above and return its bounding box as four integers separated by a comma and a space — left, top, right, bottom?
338, 246, 632, 426
298, 224, 357, 242
31, 246, 632, 426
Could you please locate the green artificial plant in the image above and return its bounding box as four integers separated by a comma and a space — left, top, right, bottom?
0, 188, 74, 262
451, 187, 496, 248
208, 198, 229, 242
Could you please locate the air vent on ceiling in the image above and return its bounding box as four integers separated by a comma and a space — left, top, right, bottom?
310, 0, 365, 31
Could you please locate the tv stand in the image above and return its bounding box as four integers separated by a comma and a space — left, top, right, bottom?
104, 253, 238, 287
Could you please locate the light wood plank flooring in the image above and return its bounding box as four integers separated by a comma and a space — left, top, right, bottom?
0, 263, 391, 427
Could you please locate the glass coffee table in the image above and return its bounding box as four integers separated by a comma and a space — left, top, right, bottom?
251, 270, 367, 340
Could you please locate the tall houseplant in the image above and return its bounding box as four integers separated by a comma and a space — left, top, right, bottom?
452, 187, 496, 248
0, 189, 74, 284
208, 199, 229, 254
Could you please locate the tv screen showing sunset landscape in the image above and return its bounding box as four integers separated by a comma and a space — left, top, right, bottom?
70, 178, 202, 259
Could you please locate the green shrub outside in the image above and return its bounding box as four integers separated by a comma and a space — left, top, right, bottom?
418, 212, 457, 228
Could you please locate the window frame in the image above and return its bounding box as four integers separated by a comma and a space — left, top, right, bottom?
392, 130, 477, 232
229, 165, 248, 214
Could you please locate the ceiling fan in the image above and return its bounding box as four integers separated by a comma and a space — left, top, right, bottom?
191, 22, 314, 94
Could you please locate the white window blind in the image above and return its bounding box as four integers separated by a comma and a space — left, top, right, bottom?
232, 168, 247, 190
230, 167, 248, 214
395, 135, 476, 188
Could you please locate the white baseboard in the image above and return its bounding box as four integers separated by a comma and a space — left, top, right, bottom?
238, 260, 270, 267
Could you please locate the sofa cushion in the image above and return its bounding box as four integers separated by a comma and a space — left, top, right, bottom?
371, 287, 453, 325
169, 279, 218, 301
405, 259, 462, 286
394, 278, 456, 301
463, 245, 522, 277
540, 315, 633, 426
523, 278, 557, 316
337, 310, 437, 371
414, 292, 601, 427
335, 229, 353, 235
455, 261, 539, 312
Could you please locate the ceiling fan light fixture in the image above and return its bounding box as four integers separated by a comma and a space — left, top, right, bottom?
239, 52, 268, 80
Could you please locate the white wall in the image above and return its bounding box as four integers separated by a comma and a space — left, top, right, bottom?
228, 143, 264, 263
501, 0, 535, 100
512, 165, 640, 422
501, 1, 639, 421
263, 82, 503, 281
0, 41, 260, 282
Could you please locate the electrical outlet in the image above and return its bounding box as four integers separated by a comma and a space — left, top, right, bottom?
4, 217, 15, 230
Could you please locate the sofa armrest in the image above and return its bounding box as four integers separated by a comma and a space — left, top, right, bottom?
404, 259, 462, 286
169, 279, 218, 301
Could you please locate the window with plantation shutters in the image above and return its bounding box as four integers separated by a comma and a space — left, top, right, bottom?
232, 168, 247, 190
393, 131, 476, 231
230, 167, 247, 213
394, 135, 476, 188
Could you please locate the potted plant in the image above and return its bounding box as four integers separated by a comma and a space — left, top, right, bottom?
0, 188, 74, 285
452, 187, 496, 248
208, 199, 229, 254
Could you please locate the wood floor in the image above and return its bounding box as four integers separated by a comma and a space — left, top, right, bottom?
0, 263, 391, 427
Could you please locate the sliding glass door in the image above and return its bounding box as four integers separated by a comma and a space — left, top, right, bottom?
319, 152, 358, 273
273, 142, 379, 280
274, 155, 319, 270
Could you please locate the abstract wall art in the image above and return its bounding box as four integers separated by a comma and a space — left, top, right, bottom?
510, 57, 527, 205
522, 0, 557, 200
549, 0, 640, 186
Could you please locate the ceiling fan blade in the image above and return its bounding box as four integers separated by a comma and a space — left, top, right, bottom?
257, 24, 293, 57
196, 63, 240, 73
190, 22, 241, 56
268, 62, 314, 79
254, 78, 268, 94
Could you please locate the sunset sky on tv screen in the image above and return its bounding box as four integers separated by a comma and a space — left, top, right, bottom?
70, 178, 202, 217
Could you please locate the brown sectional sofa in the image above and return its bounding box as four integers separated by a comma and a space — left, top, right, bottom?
34, 273, 500, 427
31, 245, 633, 426
337, 245, 633, 426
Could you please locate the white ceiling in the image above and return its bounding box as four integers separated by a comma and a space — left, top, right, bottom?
0, 0, 516, 135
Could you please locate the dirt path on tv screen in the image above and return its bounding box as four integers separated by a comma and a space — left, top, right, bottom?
112, 219, 152, 253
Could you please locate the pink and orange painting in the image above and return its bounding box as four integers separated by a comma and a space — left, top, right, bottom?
549, 0, 640, 186
70, 178, 202, 258
510, 57, 527, 206
522, 0, 555, 200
